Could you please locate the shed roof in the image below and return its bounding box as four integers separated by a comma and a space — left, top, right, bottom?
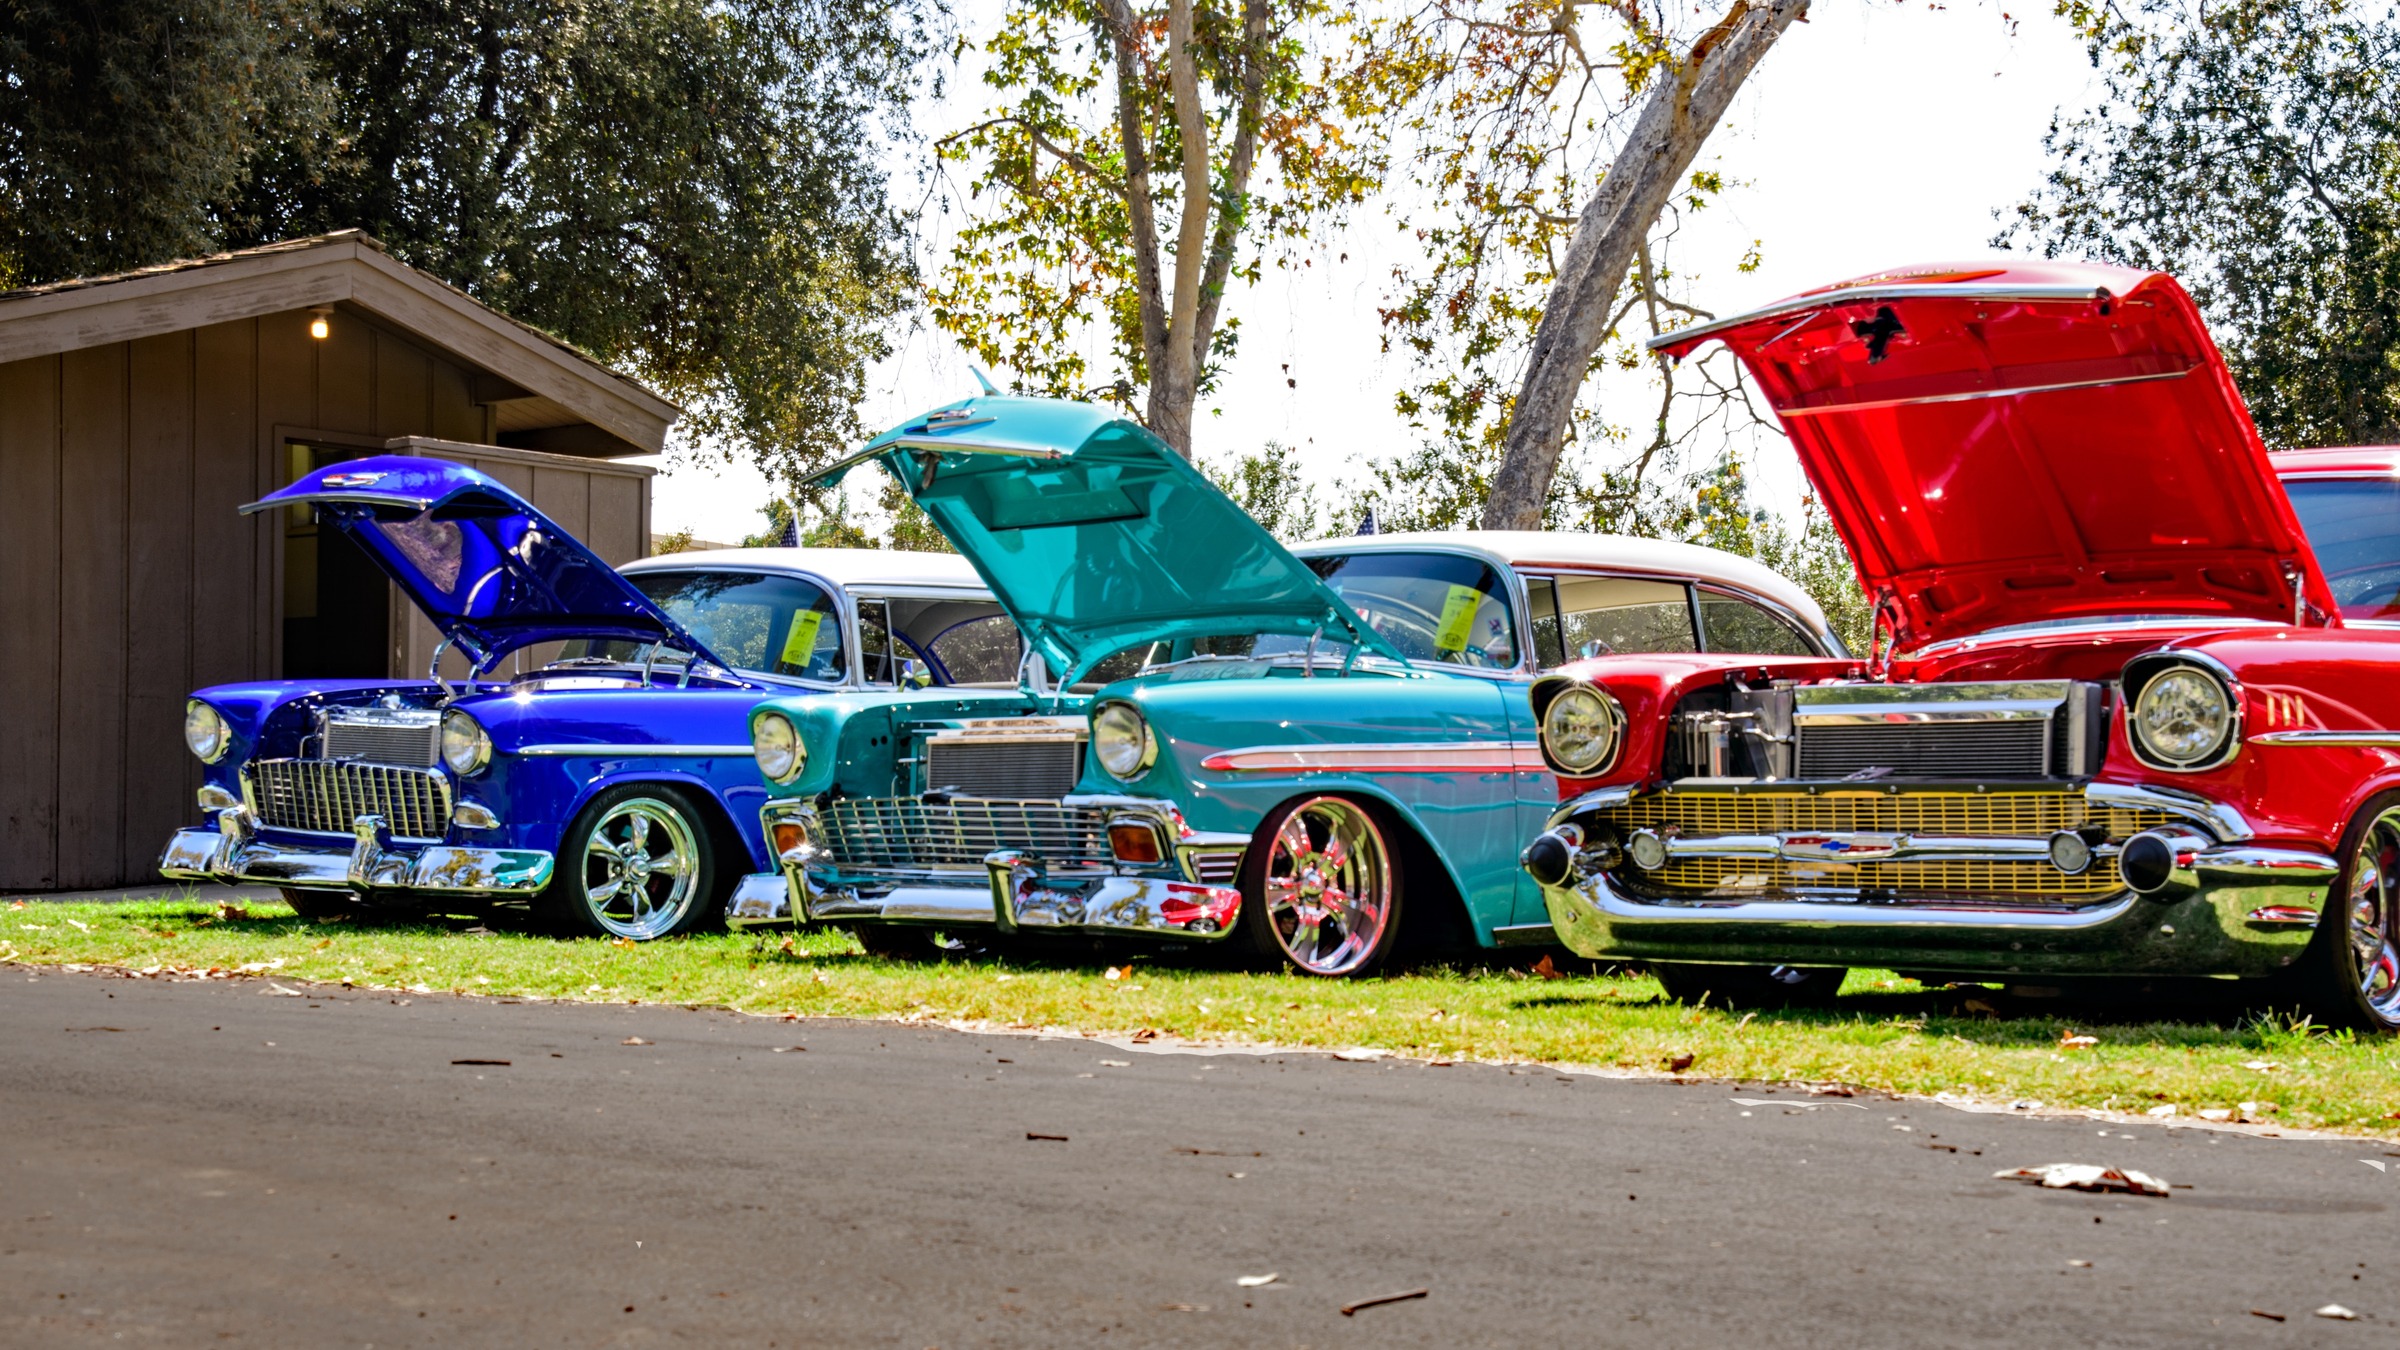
0, 231, 679, 455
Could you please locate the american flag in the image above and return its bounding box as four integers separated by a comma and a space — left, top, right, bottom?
776, 502, 799, 548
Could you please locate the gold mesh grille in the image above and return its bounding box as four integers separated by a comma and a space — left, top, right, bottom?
1613, 791, 2169, 839
1646, 856, 2128, 897
1601, 790, 2175, 900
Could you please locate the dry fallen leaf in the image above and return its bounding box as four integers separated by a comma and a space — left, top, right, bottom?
609, 937, 637, 950
1331, 1048, 1388, 1062
2058, 1029, 2098, 1049
621, 1037, 651, 1046
1236, 1274, 1279, 1288
1131, 1028, 1159, 1043
2198, 1108, 2235, 1123
1103, 965, 1131, 981
2145, 1104, 2178, 1118
1531, 954, 1564, 980
2316, 1304, 2359, 1320
1993, 1164, 2171, 1197
216, 902, 249, 921
1668, 1052, 1696, 1073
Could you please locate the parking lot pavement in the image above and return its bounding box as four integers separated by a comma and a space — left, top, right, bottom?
2, 970, 2390, 1349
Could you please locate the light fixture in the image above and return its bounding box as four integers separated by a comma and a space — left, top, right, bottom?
308, 306, 332, 340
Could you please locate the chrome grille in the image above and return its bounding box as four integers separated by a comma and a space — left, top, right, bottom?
1601, 789, 2176, 901
924, 739, 1082, 799
1796, 721, 2050, 779
247, 759, 452, 841
322, 709, 441, 767
817, 797, 1112, 872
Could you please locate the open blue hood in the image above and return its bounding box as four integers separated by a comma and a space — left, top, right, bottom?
244, 456, 725, 672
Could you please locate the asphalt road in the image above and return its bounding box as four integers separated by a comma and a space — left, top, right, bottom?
4, 971, 2393, 1349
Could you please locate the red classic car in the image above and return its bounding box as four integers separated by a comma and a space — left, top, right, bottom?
1522, 261, 2400, 1030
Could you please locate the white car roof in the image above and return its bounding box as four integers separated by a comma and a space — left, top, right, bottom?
623, 546, 990, 591
1291, 529, 1833, 637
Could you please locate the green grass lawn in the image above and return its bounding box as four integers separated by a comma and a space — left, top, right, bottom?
9, 890, 2400, 1137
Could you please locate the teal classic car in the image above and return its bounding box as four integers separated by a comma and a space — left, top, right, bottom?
736, 395, 1846, 974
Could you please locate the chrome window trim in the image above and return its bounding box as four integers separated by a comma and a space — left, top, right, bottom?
517, 744, 759, 757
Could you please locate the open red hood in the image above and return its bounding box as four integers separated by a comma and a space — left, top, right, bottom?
1654, 262, 2336, 650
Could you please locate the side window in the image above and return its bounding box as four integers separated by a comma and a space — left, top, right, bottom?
1698, 591, 1816, 656
858, 598, 896, 686
1549, 576, 1697, 661
1524, 576, 1566, 669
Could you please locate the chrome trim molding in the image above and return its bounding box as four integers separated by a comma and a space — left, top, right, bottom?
1201, 741, 1546, 774
2084, 781, 2255, 842
2252, 730, 2400, 747
516, 743, 757, 757
725, 872, 793, 927
1774, 368, 2191, 417
1650, 282, 2113, 351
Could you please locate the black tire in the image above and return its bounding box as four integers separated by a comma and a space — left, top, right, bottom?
277, 888, 354, 921
2287, 792, 2400, 1033
535, 784, 719, 941
1650, 962, 1847, 1010
1237, 795, 1405, 978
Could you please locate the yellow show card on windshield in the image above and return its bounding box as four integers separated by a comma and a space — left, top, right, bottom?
1433, 583, 1481, 653
779, 609, 826, 669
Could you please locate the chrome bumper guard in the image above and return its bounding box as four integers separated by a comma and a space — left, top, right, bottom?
1524, 783, 2340, 978
159, 805, 553, 898
734, 795, 1247, 939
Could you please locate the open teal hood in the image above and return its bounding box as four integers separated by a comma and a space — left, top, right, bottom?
816, 396, 1403, 683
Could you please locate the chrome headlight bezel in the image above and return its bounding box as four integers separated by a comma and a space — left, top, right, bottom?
1539, 682, 1624, 776
1092, 701, 1157, 781
752, 710, 805, 785
184, 699, 230, 764
2125, 655, 2242, 773
439, 709, 493, 776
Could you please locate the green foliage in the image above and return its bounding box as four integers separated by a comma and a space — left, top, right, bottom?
1204, 439, 1331, 540
928, 0, 1376, 443
0, 0, 320, 285
743, 487, 955, 553
651, 526, 698, 555
1333, 2, 1760, 479
1, 0, 937, 478
2005, 0, 2400, 446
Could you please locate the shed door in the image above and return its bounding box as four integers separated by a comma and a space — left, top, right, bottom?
279, 441, 395, 679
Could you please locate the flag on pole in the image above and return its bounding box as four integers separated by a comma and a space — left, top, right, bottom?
775, 501, 799, 548
1355, 508, 1378, 536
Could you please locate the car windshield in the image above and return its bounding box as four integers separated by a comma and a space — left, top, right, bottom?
2285, 475, 2400, 620
1184, 551, 1517, 669
565, 571, 846, 681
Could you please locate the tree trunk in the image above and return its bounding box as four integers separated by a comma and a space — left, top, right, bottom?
1480, 0, 1808, 531
1146, 0, 1213, 458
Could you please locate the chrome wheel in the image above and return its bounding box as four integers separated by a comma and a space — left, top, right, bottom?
577, 796, 701, 940
1259, 797, 1393, 977
2346, 809, 2400, 1023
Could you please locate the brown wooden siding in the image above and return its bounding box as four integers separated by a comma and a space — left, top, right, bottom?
0, 307, 653, 892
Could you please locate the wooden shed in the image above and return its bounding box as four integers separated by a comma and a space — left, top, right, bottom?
0, 232, 680, 892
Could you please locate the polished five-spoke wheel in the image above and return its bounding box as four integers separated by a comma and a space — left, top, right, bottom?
1240, 796, 1401, 977
538, 785, 718, 941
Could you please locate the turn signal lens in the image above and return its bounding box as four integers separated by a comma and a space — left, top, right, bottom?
184, 700, 230, 763
440, 709, 492, 775
753, 711, 804, 783
770, 819, 810, 856
2133, 665, 2235, 767
1541, 684, 1622, 775
1108, 822, 1165, 864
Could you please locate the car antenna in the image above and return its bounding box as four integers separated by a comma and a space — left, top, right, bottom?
969, 366, 999, 397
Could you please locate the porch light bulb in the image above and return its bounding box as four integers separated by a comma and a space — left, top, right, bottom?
308, 309, 331, 339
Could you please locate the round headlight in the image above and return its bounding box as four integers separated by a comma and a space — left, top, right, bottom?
184, 699, 229, 763
440, 709, 492, 776
1092, 701, 1156, 781
1541, 684, 1621, 775
2133, 665, 2235, 767
753, 710, 804, 784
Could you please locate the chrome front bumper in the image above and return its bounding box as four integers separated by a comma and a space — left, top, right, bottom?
1526, 784, 2340, 978
159, 805, 553, 899
730, 795, 1246, 940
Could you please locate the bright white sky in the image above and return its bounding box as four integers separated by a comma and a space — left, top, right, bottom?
642, 1, 2102, 545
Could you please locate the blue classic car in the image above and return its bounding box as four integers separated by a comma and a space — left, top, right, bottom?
742, 396, 1846, 974
158, 455, 1013, 939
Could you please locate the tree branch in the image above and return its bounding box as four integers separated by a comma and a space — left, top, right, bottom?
1098, 0, 1171, 397
1192, 0, 1270, 375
